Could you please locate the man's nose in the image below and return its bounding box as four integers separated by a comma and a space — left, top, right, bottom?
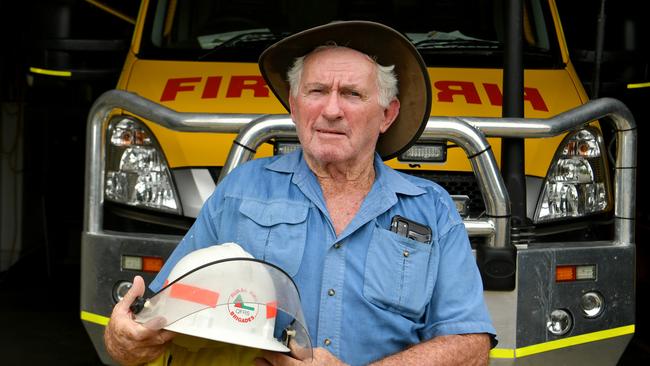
322, 92, 343, 120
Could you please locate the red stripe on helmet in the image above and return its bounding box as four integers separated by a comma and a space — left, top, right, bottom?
266, 301, 277, 319
170, 283, 220, 308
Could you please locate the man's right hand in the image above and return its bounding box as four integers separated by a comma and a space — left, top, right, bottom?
104, 276, 176, 366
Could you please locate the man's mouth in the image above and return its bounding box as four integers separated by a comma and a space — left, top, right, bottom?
316, 128, 345, 135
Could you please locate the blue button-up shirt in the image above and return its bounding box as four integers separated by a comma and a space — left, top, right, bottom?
151, 150, 495, 365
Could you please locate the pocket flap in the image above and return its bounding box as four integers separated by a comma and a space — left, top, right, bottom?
238, 200, 309, 226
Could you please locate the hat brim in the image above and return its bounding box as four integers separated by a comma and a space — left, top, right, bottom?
259, 21, 431, 160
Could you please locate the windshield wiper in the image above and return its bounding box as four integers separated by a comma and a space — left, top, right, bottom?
198, 31, 282, 60
414, 38, 501, 50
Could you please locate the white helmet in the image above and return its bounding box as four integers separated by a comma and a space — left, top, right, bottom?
134, 243, 311, 356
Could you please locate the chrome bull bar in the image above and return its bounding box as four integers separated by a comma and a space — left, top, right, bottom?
85, 90, 636, 251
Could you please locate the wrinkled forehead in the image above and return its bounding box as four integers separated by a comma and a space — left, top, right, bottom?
301, 47, 378, 82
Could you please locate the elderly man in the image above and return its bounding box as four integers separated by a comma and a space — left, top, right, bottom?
105, 21, 496, 366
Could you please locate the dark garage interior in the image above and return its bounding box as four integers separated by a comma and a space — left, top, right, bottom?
0, 0, 649, 364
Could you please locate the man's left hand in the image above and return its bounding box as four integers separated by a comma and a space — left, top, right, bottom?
254, 348, 348, 366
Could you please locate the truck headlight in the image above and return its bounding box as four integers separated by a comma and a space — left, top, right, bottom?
104, 117, 181, 214
534, 127, 611, 223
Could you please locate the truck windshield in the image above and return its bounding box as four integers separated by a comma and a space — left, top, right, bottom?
140, 0, 562, 68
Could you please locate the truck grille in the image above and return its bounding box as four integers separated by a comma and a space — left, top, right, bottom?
399, 171, 486, 218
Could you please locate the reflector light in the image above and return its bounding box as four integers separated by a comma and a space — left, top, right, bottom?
29, 66, 72, 77
556, 266, 576, 282
122, 255, 164, 273
576, 265, 597, 280
556, 264, 597, 282
143, 257, 164, 272
122, 255, 143, 271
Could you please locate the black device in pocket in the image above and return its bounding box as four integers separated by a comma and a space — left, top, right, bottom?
390, 215, 432, 244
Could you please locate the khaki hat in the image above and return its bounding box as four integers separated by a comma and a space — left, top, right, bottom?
259, 20, 432, 160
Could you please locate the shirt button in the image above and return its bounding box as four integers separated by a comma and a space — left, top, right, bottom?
328, 289, 336, 296
403, 250, 410, 257
334, 243, 342, 249
324, 338, 332, 346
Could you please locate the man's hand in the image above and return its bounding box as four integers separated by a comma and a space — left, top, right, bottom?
254, 347, 348, 366
104, 276, 176, 366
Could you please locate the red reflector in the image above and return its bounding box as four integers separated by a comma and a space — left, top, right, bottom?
556, 266, 577, 282
170, 283, 220, 307
142, 257, 164, 273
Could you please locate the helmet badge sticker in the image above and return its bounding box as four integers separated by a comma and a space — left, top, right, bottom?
228, 288, 259, 323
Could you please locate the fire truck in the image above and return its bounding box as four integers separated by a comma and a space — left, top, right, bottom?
79, 0, 637, 364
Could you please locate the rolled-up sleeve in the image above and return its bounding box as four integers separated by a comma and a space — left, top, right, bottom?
418, 205, 496, 341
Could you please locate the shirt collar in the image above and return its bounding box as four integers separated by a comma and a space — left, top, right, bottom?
265, 149, 426, 197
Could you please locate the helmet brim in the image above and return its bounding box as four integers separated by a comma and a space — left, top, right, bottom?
136, 258, 312, 359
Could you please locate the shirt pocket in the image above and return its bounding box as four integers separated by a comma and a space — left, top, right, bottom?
236, 200, 309, 277
363, 224, 439, 318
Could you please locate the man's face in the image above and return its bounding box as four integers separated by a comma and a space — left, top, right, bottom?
289, 47, 399, 167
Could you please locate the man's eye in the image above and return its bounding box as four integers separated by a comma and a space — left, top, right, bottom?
308, 89, 324, 94
343, 90, 362, 98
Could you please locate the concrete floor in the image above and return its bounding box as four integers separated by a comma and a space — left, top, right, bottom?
1, 251, 649, 366
0, 253, 102, 366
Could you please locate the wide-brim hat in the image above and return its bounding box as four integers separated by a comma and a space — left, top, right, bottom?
259, 20, 432, 161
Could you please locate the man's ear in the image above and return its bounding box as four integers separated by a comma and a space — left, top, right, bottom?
288, 91, 297, 121
380, 98, 400, 133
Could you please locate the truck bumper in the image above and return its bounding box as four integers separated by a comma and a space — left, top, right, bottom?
80, 231, 181, 365
486, 241, 635, 365
81, 230, 635, 366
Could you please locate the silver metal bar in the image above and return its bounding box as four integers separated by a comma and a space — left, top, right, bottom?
221, 115, 512, 248
458, 97, 635, 137
465, 220, 496, 237
420, 120, 510, 247
85, 91, 636, 248
219, 115, 296, 181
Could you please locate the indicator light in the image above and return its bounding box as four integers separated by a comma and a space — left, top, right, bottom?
556, 264, 596, 282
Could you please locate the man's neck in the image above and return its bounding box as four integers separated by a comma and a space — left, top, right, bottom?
304, 153, 376, 236
304, 152, 376, 185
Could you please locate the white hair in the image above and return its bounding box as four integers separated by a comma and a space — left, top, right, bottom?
286, 45, 398, 108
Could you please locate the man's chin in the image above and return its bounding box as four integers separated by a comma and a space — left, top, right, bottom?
306, 149, 351, 165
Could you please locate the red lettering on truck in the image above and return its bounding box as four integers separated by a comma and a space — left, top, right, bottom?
160, 76, 269, 101
226, 76, 269, 98
160, 77, 202, 101
201, 76, 223, 99
159, 77, 548, 112
435, 80, 548, 112
435, 80, 482, 104
483, 83, 549, 112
